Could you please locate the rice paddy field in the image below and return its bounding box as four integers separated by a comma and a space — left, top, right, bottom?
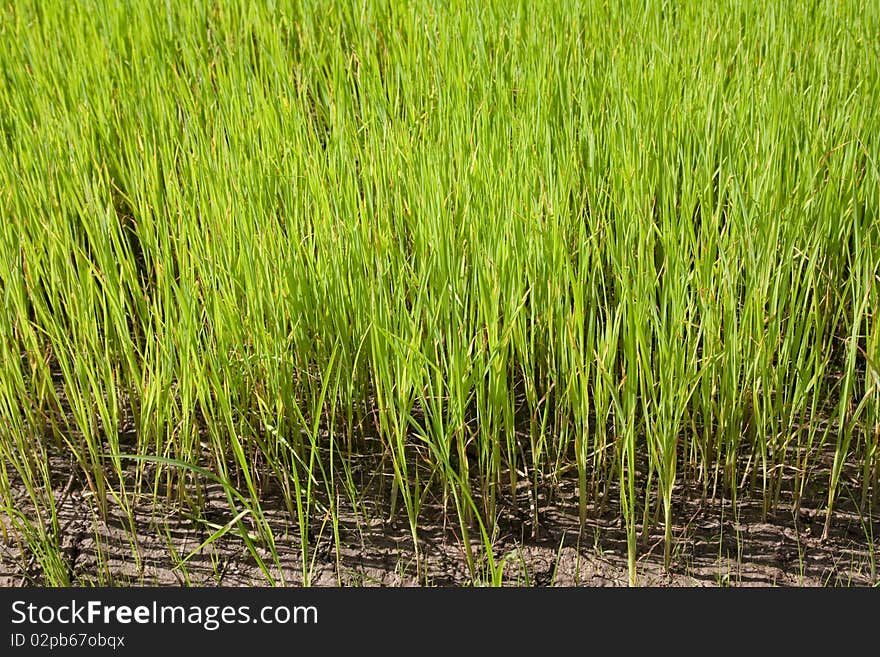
1, 0, 878, 587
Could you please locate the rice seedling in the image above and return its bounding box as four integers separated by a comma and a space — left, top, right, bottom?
0, 0, 877, 586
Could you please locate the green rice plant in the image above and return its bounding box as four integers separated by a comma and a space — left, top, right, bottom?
0, 0, 877, 586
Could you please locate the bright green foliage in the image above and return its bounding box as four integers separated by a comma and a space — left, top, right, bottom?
0, 0, 878, 586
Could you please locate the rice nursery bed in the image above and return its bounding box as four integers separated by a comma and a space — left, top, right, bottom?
1, 0, 878, 586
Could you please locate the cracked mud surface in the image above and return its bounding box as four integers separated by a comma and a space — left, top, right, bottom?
2, 450, 877, 587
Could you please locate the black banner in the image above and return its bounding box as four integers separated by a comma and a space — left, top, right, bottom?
0, 587, 873, 653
